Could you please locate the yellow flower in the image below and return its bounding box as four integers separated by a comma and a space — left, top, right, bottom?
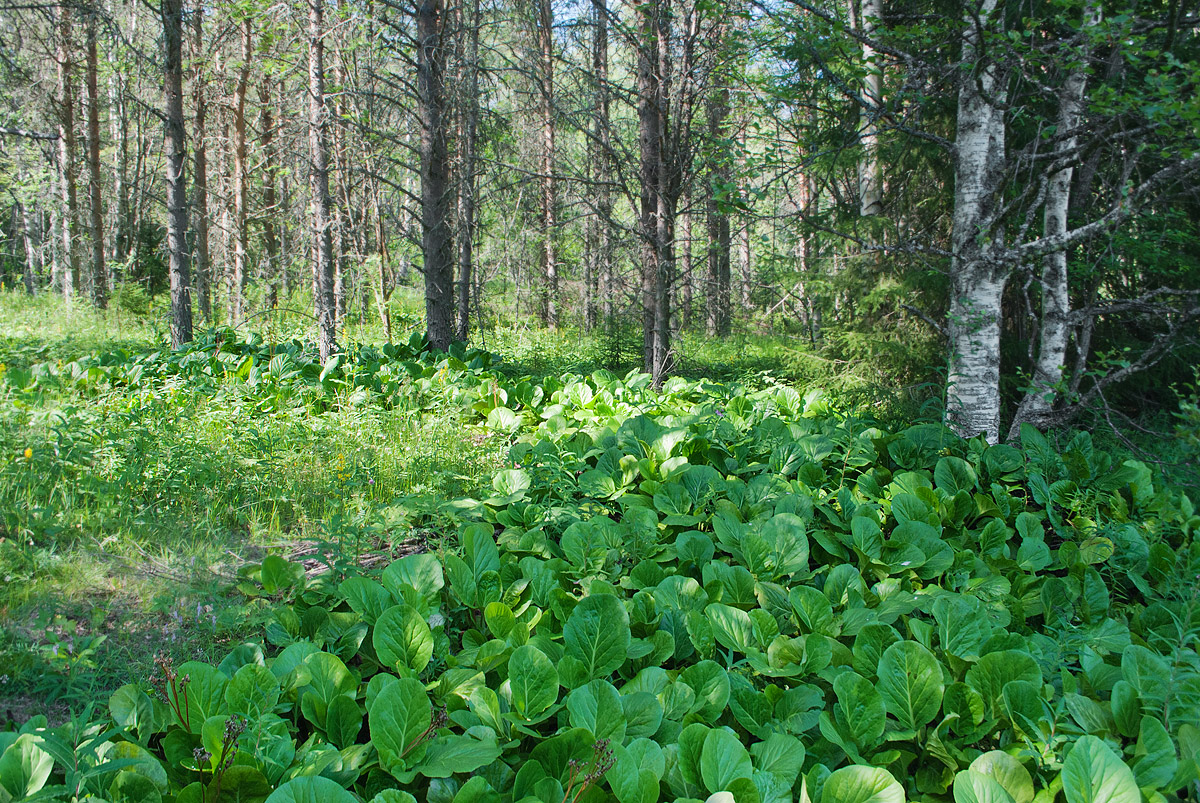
24, 448, 32, 459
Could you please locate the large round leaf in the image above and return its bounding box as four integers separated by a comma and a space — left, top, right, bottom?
1061, 736, 1140, 803
876, 641, 943, 730
264, 776, 357, 803
369, 676, 433, 775
374, 603, 434, 674
563, 594, 630, 680
820, 765, 905, 803
953, 770, 1015, 803
508, 644, 559, 719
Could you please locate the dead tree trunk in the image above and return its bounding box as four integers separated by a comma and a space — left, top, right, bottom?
308, 0, 338, 361
417, 0, 454, 351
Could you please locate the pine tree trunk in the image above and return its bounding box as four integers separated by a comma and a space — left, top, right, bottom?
162, 0, 193, 347
260, 81, 280, 309
191, 5, 211, 323
18, 197, 38, 294
308, 0, 337, 362
593, 0, 612, 325
946, 0, 1005, 441
417, 0, 454, 351
230, 18, 251, 326
56, 4, 81, 301
455, 0, 480, 342
85, 13, 106, 307
706, 84, 731, 337
536, 0, 558, 329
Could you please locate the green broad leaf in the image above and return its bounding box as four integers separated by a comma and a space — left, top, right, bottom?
491, 468, 531, 501
579, 468, 619, 498
264, 776, 357, 803
1110, 680, 1142, 738
508, 645, 560, 719
564, 594, 631, 680
209, 766, 273, 803
487, 406, 520, 434
1061, 736, 1140, 803
226, 663, 281, 720
877, 641, 943, 730
935, 457, 978, 495
852, 624, 902, 678
417, 734, 504, 778
700, 728, 754, 793
371, 792, 419, 803
109, 769, 163, 803
462, 522, 501, 580
1133, 716, 1177, 789
759, 513, 810, 576
609, 746, 660, 803
623, 692, 664, 739
382, 551, 445, 602
965, 651, 1041, 718
325, 695, 364, 749
750, 733, 805, 788
451, 777, 500, 803
567, 679, 628, 743
933, 594, 990, 661
0, 733, 53, 799
176, 661, 229, 733
339, 577, 393, 624
374, 603, 434, 674
370, 677, 433, 775
681, 660, 730, 719
820, 765, 905, 803
678, 531, 716, 566
953, 770, 1015, 803
790, 586, 836, 636
833, 671, 887, 746
969, 752, 1034, 803
109, 684, 158, 737
706, 603, 757, 653
107, 739, 169, 791
297, 652, 357, 730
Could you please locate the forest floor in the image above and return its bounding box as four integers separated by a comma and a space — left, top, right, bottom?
0, 290, 876, 724
1, 289, 1193, 728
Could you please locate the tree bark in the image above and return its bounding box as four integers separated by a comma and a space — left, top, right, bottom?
417, 0, 454, 351
858, 0, 884, 216
593, 0, 612, 325
190, 5, 211, 323
230, 17, 252, 327
162, 0, 193, 347
260, 81, 281, 309
18, 196, 38, 294
309, 0, 338, 361
945, 0, 1005, 441
1008, 1, 1101, 439
536, 0, 558, 328
56, 3, 81, 301
456, 0, 481, 342
85, 11, 106, 307
638, 0, 672, 386
706, 84, 731, 336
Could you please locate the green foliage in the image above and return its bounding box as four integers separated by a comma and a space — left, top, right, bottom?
3, 323, 1199, 803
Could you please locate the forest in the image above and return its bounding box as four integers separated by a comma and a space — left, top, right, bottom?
2, 0, 1200, 799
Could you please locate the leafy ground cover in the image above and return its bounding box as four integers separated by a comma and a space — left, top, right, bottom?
2, 293, 1200, 803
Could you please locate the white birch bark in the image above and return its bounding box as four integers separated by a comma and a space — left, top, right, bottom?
946, 0, 1006, 442
859, 0, 884, 217
1008, 0, 1101, 438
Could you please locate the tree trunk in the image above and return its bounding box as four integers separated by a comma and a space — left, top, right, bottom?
945, 0, 1005, 441
191, 4, 211, 323
417, 0, 454, 351
679, 200, 692, 330
18, 196, 38, 294
536, 0, 558, 328
85, 12, 106, 307
593, 0, 612, 325
56, 3, 81, 301
260, 81, 280, 309
162, 0, 193, 347
230, 18, 251, 326
455, 0, 480, 342
706, 85, 731, 336
1008, 1, 1101, 439
858, 0, 884, 216
638, 1, 672, 386
309, 0, 338, 362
